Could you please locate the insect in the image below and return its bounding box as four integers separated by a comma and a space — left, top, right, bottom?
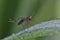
18, 16, 32, 25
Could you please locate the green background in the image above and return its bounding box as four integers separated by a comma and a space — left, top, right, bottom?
0, 0, 60, 39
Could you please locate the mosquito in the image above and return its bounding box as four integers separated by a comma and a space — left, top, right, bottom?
18, 16, 32, 25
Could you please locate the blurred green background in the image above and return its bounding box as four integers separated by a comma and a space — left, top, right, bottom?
0, 0, 60, 39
